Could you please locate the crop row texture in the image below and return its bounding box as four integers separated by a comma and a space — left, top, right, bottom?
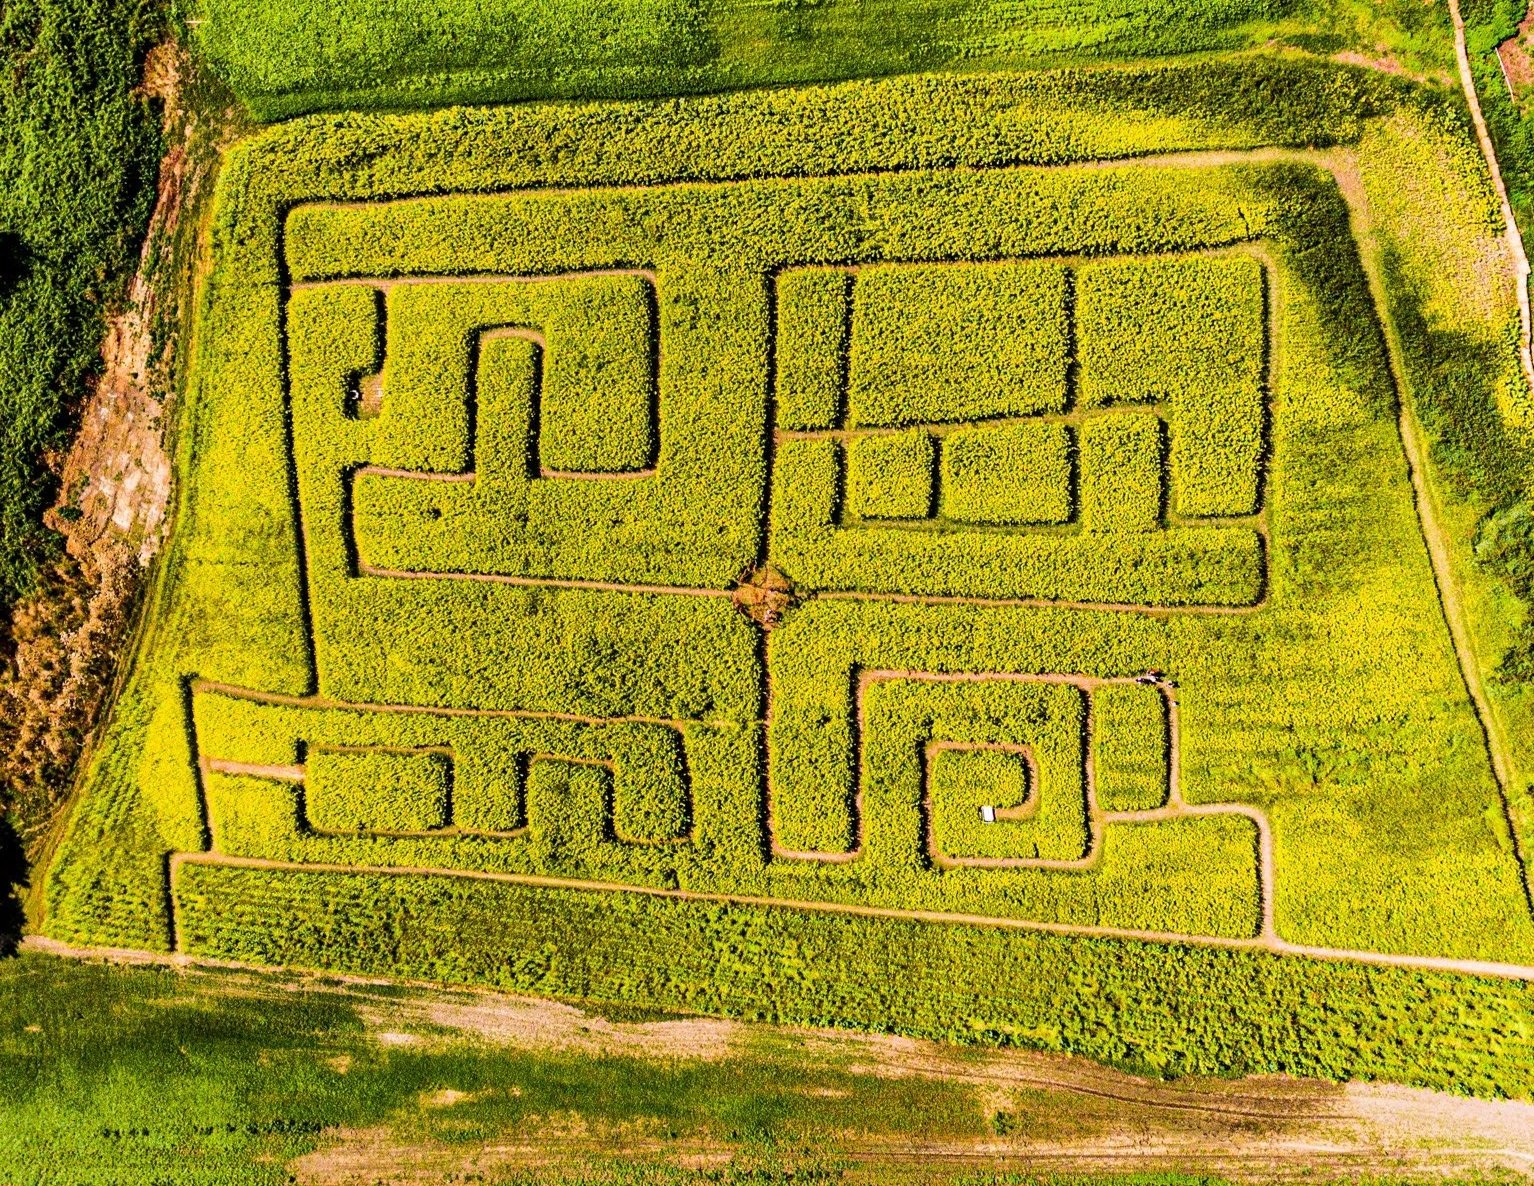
174, 863, 1534, 1099
192, 7, 1441, 128
1093, 684, 1170, 813
305, 748, 451, 834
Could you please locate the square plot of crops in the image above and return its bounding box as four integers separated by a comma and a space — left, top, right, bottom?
767, 252, 1269, 606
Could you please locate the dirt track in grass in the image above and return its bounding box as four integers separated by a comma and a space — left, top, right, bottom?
20, 946, 1526, 1182
85, 959, 1516, 1184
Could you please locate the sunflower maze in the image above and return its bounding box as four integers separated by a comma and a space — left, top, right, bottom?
44, 78, 1534, 990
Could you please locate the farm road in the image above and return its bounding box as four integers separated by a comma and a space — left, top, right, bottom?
1448, 0, 1534, 394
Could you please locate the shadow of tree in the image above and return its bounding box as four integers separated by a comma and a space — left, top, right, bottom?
0, 231, 29, 299
0, 815, 28, 957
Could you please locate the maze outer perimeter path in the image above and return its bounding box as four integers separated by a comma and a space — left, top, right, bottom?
38, 84, 1534, 985
164, 157, 1534, 969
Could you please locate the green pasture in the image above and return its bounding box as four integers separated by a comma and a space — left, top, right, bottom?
0, 951, 983, 1184
12, 949, 1518, 1184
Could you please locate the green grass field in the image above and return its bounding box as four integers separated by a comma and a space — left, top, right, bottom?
191, 0, 1457, 120
0, 951, 996, 1183
5, 949, 1533, 1183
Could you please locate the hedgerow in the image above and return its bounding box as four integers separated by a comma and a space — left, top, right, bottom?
1080, 412, 1165, 533
774, 268, 849, 433
38, 63, 1534, 1088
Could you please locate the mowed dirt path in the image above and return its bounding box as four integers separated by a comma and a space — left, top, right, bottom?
1448, 0, 1534, 392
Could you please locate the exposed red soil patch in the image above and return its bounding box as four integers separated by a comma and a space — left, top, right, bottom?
1498, 7, 1534, 93
1, 43, 225, 854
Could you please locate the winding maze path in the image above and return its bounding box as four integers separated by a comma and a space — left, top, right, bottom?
129, 140, 1534, 983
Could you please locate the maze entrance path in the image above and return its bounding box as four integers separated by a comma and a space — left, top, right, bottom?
38, 79, 1534, 1007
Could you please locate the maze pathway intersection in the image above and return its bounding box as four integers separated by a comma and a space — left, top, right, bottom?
38, 86, 1534, 990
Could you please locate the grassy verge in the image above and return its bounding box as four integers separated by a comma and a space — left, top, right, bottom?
1362, 1, 1534, 849
1, 949, 1527, 1184
0, 950, 1159, 1184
